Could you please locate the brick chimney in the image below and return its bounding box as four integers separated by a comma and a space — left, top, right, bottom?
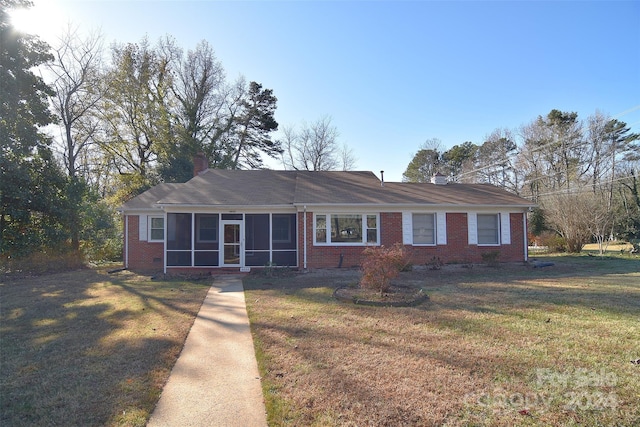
193, 152, 209, 176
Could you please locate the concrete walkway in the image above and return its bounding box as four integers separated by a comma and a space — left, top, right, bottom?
147, 276, 267, 427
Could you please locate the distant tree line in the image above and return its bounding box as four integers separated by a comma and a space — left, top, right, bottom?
1, 1, 285, 261
403, 110, 640, 252
1, 1, 358, 262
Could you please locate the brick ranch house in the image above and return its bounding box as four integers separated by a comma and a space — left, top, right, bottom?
119, 159, 534, 273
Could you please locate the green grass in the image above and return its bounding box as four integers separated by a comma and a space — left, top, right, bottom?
244, 255, 640, 426
0, 268, 210, 427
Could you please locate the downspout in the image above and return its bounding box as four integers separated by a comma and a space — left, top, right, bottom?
124, 214, 129, 269
523, 211, 529, 262
163, 212, 167, 274
303, 206, 307, 270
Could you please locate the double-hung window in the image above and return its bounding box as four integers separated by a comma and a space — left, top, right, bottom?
315, 215, 327, 243
148, 216, 164, 242
412, 213, 435, 245
314, 214, 378, 245
366, 215, 378, 244
477, 214, 500, 245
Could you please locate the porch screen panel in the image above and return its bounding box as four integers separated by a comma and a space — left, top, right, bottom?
167, 213, 192, 266
272, 214, 297, 250
167, 251, 191, 266
272, 214, 297, 267
195, 214, 218, 250
194, 251, 219, 266
167, 213, 191, 249
246, 214, 270, 266
272, 251, 296, 267
194, 214, 219, 266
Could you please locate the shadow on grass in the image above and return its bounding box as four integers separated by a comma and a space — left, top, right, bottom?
0, 269, 210, 427
246, 256, 640, 315
244, 256, 640, 425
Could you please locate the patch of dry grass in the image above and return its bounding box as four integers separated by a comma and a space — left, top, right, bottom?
0, 268, 210, 426
244, 256, 640, 426
1, 250, 86, 276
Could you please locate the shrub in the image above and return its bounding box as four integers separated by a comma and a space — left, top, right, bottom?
481, 250, 500, 267
538, 231, 567, 253
426, 256, 444, 270
360, 244, 409, 294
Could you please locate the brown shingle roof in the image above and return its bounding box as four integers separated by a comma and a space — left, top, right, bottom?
120, 183, 183, 210
123, 169, 534, 209
157, 169, 298, 206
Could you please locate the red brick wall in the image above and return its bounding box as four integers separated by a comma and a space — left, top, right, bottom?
125, 215, 164, 272
126, 211, 527, 272
297, 211, 527, 269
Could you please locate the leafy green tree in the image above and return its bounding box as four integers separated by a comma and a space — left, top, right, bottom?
402, 138, 443, 182
0, 0, 70, 256
534, 110, 584, 190
78, 185, 121, 261
226, 81, 280, 169
98, 38, 173, 198
518, 110, 585, 200
476, 129, 518, 190
402, 148, 441, 182
441, 141, 478, 182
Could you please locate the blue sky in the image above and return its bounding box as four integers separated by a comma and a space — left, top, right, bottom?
15, 0, 640, 181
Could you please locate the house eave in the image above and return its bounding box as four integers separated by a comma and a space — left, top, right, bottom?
293, 202, 535, 210
154, 203, 296, 211
118, 207, 164, 214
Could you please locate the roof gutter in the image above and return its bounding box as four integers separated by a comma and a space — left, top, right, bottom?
293, 203, 536, 210
154, 203, 296, 210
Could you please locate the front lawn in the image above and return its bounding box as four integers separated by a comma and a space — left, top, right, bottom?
0, 268, 210, 427
244, 256, 640, 426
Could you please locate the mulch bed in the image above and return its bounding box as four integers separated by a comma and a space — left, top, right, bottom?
333, 283, 429, 307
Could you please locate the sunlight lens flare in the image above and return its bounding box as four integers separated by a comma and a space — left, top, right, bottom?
8, 0, 64, 42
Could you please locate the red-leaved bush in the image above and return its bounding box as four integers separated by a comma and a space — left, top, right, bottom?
359, 243, 409, 294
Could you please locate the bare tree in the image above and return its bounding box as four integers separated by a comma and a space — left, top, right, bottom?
338, 143, 357, 171
542, 189, 615, 253
45, 25, 105, 249
47, 25, 104, 179
476, 128, 518, 190
281, 116, 356, 171
160, 38, 231, 180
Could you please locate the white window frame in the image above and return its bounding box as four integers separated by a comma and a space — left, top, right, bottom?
365, 214, 378, 244
412, 213, 436, 246
313, 213, 380, 246
148, 215, 165, 242
403, 211, 447, 245
476, 213, 501, 246
315, 214, 327, 243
